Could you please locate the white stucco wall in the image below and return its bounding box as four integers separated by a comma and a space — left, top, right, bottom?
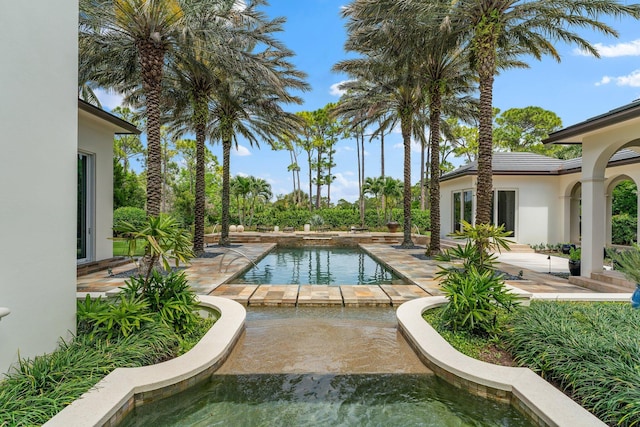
0, 1, 78, 373
440, 174, 563, 245
78, 111, 116, 263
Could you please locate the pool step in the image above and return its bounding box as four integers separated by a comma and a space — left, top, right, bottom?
210, 284, 431, 307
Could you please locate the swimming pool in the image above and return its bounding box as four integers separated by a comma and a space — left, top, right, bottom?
230, 246, 406, 285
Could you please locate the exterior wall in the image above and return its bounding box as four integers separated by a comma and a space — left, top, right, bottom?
494, 175, 561, 245
78, 111, 116, 262
0, 2, 78, 372
440, 174, 564, 245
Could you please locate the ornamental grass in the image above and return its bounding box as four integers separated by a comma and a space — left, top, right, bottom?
503, 301, 640, 427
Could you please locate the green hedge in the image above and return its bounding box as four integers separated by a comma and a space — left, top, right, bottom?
246, 207, 430, 231
113, 207, 147, 235
612, 213, 637, 245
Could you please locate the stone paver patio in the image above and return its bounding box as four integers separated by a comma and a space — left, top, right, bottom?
78, 235, 598, 306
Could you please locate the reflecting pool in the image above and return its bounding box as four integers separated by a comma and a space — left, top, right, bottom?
231, 247, 406, 285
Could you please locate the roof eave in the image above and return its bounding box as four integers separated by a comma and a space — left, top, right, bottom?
78, 99, 140, 135
544, 103, 640, 145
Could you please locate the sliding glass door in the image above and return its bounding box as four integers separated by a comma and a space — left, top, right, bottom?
77, 153, 93, 263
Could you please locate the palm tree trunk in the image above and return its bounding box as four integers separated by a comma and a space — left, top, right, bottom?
220, 138, 232, 246
356, 131, 363, 225
380, 128, 386, 215
307, 148, 313, 211
401, 114, 414, 247
475, 30, 497, 226
428, 87, 442, 255
360, 130, 365, 225
315, 147, 323, 209
420, 134, 426, 211
138, 43, 165, 217
193, 96, 207, 255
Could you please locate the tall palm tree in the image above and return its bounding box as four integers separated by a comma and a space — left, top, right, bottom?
80, 0, 188, 216
209, 50, 308, 245
338, 1, 448, 247
445, 0, 640, 225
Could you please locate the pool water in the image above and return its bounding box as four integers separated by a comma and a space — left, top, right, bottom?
120, 373, 534, 427
231, 247, 406, 285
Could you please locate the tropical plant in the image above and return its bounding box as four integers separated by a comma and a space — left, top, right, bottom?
114, 214, 194, 284
569, 246, 581, 262
123, 270, 198, 333
87, 294, 154, 339
80, 0, 190, 216
612, 244, 640, 284
435, 220, 517, 334
208, 31, 308, 246
440, 265, 518, 334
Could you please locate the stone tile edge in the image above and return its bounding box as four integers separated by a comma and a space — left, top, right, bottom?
44, 296, 246, 427
396, 297, 606, 427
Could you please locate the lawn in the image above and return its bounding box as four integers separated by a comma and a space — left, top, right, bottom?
112, 238, 146, 257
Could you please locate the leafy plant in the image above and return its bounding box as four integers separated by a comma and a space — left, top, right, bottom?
76, 294, 109, 335
123, 271, 198, 333
504, 301, 640, 426
440, 266, 518, 334
112, 206, 147, 236
435, 220, 518, 335
569, 246, 581, 262
612, 244, 640, 284
309, 214, 325, 228
114, 214, 194, 285
88, 294, 154, 339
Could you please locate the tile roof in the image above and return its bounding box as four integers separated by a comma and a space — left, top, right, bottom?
441, 149, 640, 181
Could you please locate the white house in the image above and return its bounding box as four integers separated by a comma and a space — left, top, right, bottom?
77, 100, 139, 266
0, 1, 138, 374
440, 101, 640, 278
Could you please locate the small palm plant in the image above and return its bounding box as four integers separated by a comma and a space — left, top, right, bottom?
114, 214, 194, 287
435, 220, 519, 335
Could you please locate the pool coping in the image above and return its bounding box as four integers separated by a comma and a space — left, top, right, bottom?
396, 296, 621, 427
44, 296, 246, 427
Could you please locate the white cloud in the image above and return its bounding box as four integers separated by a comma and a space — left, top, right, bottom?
393, 140, 422, 154
595, 69, 640, 87
329, 80, 353, 97
235, 172, 249, 177
329, 172, 360, 202
574, 39, 640, 57
232, 145, 251, 156
94, 88, 123, 110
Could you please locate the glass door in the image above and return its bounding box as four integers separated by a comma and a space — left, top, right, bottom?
77, 153, 93, 263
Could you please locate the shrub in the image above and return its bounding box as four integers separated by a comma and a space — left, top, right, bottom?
435, 221, 518, 335
113, 207, 147, 235
612, 213, 637, 245
123, 271, 199, 334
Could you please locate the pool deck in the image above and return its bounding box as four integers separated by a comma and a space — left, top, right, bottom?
77, 237, 603, 306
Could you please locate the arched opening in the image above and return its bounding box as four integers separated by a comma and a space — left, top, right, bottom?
607, 177, 638, 246
569, 182, 581, 244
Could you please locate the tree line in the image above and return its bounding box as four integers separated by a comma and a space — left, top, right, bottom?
80, 0, 640, 254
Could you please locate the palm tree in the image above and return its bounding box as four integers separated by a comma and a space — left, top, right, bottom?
363, 176, 384, 226
444, 0, 640, 225
80, 0, 189, 216
381, 177, 403, 224
209, 49, 308, 245
247, 176, 272, 226
230, 175, 251, 225
338, 1, 448, 247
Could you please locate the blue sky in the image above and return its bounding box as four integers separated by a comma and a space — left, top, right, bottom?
98, 1, 640, 203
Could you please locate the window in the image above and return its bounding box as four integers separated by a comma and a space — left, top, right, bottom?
452, 189, 473, 232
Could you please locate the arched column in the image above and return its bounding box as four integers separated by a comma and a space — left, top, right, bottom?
580, 176, 606, 276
